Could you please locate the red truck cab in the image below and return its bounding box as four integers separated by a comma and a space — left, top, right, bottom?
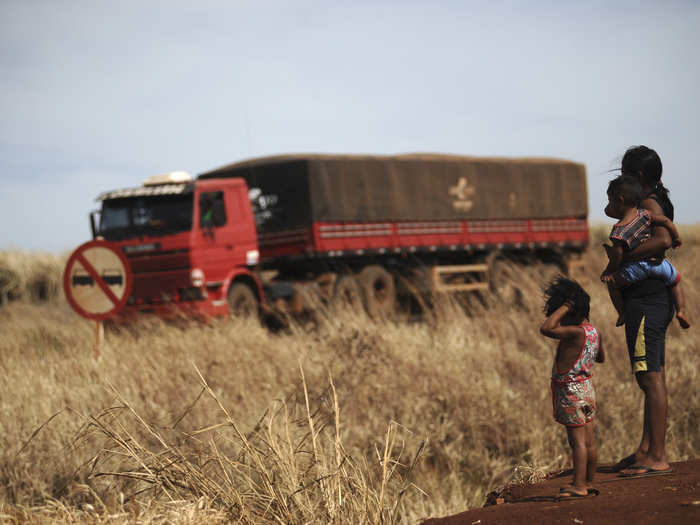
94, 172, 262, 318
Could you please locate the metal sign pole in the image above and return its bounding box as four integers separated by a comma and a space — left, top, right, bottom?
94, 320, 104, 359
63, 241, 132, 357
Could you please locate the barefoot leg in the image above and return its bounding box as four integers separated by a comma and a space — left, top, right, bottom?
631, 370, 670, 471
607, 282, 625, 326
584, 421, 597, 486
671, 283, 691, 329
566, 426, 589, 491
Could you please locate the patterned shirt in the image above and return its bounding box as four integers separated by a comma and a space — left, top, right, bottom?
609, 209, 651, 251
551, 324, 600, 427
551, 324, 600, 384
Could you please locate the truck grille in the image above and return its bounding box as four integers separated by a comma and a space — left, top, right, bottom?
126, 248, 190, 274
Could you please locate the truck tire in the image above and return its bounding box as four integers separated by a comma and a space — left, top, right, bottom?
531, 262, 562, 288
332, 275, 364, 313
359, 265, 396, 318
227, 283, 258, 318
487, 255, 525, 308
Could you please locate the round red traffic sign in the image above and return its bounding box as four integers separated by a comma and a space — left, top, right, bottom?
63, 240, 133, 320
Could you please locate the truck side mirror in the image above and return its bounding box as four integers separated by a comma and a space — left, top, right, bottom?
90, 210, 100, 239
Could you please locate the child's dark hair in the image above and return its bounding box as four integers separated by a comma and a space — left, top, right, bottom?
607, 174, 643, 207
543, 276, 590, 325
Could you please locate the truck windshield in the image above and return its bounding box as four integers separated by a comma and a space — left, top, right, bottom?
99, 194, 194, 240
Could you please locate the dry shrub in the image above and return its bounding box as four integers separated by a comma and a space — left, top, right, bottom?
0, 224, 699, 523
0, 252, 64, 305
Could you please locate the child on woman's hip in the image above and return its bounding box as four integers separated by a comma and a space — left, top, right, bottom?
600, 174, 690, 329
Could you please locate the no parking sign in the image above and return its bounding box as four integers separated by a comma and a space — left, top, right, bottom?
63, 240, 132, 320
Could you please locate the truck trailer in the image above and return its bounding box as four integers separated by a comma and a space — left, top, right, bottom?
91, 153, 588, 318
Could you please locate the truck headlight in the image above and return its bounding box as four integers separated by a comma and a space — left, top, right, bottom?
246, 250, 259, 266
190, 268, 205, 287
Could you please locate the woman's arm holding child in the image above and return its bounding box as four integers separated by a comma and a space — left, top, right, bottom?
649, 212, 681, 248
622, 198, 673, 261
540, 301, 583, 340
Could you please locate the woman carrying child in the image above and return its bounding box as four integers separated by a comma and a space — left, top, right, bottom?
609, 145, 678, 477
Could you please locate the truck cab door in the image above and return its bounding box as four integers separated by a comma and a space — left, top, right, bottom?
194, 184, 258, 285
195, 189, 232, 284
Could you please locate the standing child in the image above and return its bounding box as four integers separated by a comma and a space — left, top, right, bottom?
600, 174, 690, 329
541, 277, 605, 498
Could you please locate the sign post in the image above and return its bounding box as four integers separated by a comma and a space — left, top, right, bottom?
63, 240, 132, 359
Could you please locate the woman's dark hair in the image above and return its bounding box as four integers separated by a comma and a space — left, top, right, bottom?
607, 174, 643, 207
621, 145, 672, 209
543, 276, 590, 325
621, 145, 662, 184
620, 146, 668, 195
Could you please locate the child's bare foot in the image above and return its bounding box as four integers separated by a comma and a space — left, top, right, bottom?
676, 311, 691, 329
615, 315, 625, 327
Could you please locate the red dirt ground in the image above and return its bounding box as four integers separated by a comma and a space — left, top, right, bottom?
421, 459, 700, 525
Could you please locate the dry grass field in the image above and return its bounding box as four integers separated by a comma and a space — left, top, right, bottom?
1, 225, 698, 524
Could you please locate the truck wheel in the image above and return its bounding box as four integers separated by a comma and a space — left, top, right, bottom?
531, 262, 562, 287
487, 256, 525, 308
359, 265, 396, 318
227, 283, 258, 318
563, 253, 585, 276
332, 275, 364, 313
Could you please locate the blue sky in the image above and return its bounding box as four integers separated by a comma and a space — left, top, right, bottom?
2, 0, 699, 251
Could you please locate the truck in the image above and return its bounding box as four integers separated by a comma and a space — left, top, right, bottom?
91, 153, 588, 319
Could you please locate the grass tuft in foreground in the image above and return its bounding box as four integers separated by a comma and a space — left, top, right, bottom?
0, 226, 698, 523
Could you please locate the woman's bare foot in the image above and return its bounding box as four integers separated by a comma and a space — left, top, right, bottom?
611, 453, 638, 472
559, 485, 589, 498
677, 311, 691, 329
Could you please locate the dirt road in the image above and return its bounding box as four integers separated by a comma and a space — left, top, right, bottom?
422, 460, 700, 525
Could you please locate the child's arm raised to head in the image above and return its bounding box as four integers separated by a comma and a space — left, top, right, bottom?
540, 301, 583, 340
595, 331, 605, 363
623, 197, 673, 261
649, 212, 681, 248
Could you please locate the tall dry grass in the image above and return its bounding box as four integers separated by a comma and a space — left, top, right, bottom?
0, 251, 65, 305
1, 226, 699, 524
